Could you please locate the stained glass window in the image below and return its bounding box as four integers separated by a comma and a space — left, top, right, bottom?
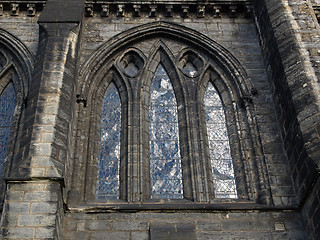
149, 64, 183, 199
204, 82, 237, 198
0, 83, 16, 175
96, 83, 121, 200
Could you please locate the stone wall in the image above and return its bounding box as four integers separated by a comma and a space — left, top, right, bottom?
64, 211, 305, 240
0, 0, 319, 239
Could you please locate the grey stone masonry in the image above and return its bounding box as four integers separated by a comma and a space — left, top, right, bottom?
253, 0, 320, 239
0, 181, 63, 239
0, 0, 319, 239
63, 211, 306, 240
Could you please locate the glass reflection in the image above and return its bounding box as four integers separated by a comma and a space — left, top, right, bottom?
0, 83, 16, 175
96, 82, 121, 200
204, 82, 237, 198
149, 64, 183, 199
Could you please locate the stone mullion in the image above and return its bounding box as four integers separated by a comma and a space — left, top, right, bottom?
126, 82, 141, 202
184, 77, 211, 202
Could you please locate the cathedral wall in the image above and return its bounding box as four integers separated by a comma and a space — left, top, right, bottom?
0, 0, 319, 239
0, 11, 40, 56
63, 211, 305, 239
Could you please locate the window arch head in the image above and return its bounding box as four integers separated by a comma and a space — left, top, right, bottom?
96, 82, 121, 200
204, 81, 237, 198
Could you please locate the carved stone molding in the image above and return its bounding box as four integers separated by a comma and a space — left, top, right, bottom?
10, 3, 19, 16
0, 1, 45, 17
84, 2, 253, 19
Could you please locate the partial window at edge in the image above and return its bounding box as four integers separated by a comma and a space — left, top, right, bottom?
149, 64, 183, 199
0, 82, 16, 175
204, 82, 237, 198
96, 82, 121, 200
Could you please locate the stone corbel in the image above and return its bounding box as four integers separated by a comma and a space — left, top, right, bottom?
165, 5, 173, 17
27, 4, 36, 17
229, 5, 237, 18
10, 3, 19, 16
213, 5, 221, 18
0, 4, 3, 16
197, 5, 205, 18
149, 5, 157, 17
181, 5, 189, 18
133, 5, 141, 17
117, 4, 125, 17
101, 5, 109, 17
85, 4, 93, 17
76, 94, 87, 107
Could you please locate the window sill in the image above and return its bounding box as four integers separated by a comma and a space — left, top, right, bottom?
67, 199, 297, 213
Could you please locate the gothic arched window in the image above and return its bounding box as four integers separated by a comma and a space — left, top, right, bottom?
77, 26, 270, 205
149, 64, 183, 199
96, 82, 121, 200
204, 82, 237, 198
0, 82, 16, 175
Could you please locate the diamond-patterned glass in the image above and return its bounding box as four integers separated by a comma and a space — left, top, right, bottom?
96, 83, 121, 200
0, 83, 16, 175
204, 82, 237, 198
149, 64, 183, 199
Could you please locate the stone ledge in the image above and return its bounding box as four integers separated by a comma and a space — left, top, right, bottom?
68, 201, 298, 213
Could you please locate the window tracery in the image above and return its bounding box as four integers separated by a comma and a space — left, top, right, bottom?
75, 23, 271, 205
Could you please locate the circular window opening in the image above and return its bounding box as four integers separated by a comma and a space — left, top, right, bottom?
178, 51, 204, 78
120, 51, 144, 78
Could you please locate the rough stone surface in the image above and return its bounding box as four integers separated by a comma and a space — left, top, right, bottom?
0, 0, 319, 239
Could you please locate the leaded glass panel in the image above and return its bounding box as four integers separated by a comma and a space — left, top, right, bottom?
204, 82, 237, 198
96, 82, 121, 200
149, 64, 183, 199
0, 83, 16, 175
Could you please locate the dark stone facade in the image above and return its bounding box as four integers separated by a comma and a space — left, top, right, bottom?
0, 0, 319, 239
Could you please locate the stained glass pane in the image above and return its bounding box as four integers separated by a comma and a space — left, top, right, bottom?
204, 82, 237, 198
183, 62, 197, 77
0, 83, 16, 175
150, 64, 183, 199
96, 83, 121, 200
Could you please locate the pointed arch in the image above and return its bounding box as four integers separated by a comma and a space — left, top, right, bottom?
0, 29, 34, 202
96, 82, 122, 200
138, 42, 194, 201
196, 66, 272, 203
149, 64, 183, 199
0, 28, 34, 96
78, 21, 254, 101
74, 21, 273, 205
204, 81, 237, 198
73, 67, 131, 202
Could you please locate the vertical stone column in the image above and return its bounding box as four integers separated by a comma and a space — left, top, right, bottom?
0, 0, 85, 239
253, 0, 320, 238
